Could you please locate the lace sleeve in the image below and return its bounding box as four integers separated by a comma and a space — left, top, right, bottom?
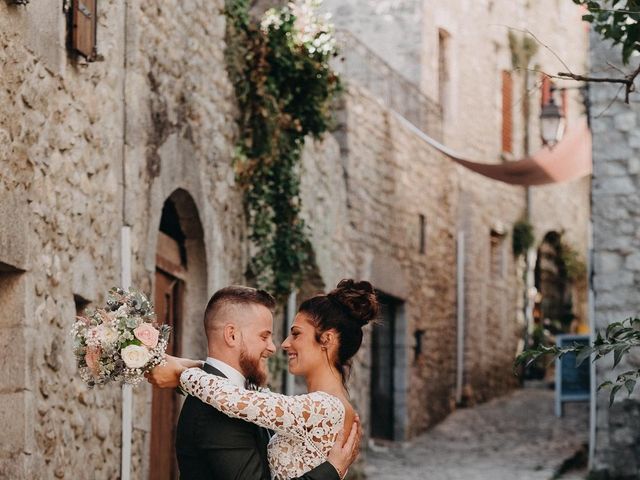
180, 368, 344, 440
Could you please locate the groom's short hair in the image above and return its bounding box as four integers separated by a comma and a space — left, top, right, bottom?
204, 285, 276, 335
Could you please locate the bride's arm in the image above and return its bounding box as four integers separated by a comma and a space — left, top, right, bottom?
180, 367, 344, 439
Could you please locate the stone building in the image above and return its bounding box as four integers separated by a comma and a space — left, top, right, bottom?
589, 31, 640, 478
320, 0, 591, 428
0, 0, 591, 478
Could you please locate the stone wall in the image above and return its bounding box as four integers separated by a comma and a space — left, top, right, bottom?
0, 0, 595, 477
589, 30, 640, 478
1, 1, 126, 475
301, 86, 459, 436
0, 0, 244, 477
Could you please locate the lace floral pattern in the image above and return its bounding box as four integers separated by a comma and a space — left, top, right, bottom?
180, 368, 345, 479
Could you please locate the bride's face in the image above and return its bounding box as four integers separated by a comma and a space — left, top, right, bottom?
281, 313, 324, 376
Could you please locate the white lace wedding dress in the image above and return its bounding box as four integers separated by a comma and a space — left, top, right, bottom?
180, 368, 346, 480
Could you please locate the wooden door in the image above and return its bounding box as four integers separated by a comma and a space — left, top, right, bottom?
149, 233, 184, 480
370, 298, 396, 440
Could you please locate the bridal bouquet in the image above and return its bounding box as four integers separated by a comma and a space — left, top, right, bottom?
71, 287, 170, 387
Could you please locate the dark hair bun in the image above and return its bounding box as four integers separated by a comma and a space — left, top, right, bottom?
328, 279, 379, 326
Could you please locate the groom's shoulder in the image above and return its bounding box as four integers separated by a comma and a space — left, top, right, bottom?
202, 363, 225, 377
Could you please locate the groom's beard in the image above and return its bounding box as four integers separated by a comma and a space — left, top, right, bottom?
239, 346, 268, 387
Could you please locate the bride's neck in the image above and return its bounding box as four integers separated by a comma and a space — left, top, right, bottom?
305, 364, 343, 394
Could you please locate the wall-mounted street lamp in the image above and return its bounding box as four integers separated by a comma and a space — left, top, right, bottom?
540, 86, 565, 147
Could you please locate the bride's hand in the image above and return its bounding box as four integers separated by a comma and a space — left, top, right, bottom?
145, 355, 200, 388
326, 414, 362, 479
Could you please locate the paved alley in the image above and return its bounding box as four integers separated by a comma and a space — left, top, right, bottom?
364, 385, 589, 480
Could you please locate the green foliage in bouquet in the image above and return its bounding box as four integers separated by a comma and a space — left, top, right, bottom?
224, 0, 341, 299
516, 317, 640, 406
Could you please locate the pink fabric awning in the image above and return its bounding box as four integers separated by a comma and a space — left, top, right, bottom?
396, 114, 592, 186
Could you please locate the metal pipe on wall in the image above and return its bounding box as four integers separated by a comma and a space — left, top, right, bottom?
455, 231, 465, 404
120, 226, 132, 480
120, 1, 132, 477
284, 291, 297, 395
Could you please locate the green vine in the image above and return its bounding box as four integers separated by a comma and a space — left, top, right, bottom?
224, 0, 341, 299
512, 218, 535, 257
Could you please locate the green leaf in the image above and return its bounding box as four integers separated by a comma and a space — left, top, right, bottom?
613, 345, 629, 367
610, 384, 623, 407
576, 346, 593, 366
624, 379, 636, 396
598, 380, 613, 391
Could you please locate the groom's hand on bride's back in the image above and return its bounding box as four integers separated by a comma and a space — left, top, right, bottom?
326, 414, 362, 479
145, 355, 201, 388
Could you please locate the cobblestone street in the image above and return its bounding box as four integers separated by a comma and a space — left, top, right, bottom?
364, 385, 589, 480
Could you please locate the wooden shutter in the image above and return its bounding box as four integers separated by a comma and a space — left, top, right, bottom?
501, 70, 513, 154
541, 74, 552, 107
72, 0, 97, 60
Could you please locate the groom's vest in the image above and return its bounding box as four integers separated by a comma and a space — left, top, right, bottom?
175, 363, 271, 480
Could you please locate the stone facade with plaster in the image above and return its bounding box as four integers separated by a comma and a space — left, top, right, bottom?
1, 0, 243, 477
1, 0, 591, 478
589, 31, 640, 478
319, 0, 591, 411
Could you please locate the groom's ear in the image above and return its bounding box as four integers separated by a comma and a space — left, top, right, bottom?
223, 323, 238, 347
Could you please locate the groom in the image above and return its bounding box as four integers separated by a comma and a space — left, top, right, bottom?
147, 285, 360, 480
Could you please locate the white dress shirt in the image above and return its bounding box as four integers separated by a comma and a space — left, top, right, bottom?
205, 357, 245, 388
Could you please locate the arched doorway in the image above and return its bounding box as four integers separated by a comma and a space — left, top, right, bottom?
528, 231, 577, 380
534, 231, 574, 334
149, 190, 207, 480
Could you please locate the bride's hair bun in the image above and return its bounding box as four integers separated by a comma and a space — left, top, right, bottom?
328, 279, 379, 327
298, 278, 378, 385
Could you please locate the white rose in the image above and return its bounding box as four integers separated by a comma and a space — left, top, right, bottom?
121, 345, 151, 369
98, 325, 119, 345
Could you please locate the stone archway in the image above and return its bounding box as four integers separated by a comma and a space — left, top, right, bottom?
148, 189, 207, 480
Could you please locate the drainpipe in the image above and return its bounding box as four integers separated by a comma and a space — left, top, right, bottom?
455, 231, 465, 403
120, 227, 133, 480
120, 0, 133, 478
284, 290, 297, 395
587, 220, 596, 469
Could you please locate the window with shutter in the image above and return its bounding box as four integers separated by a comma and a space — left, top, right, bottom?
501, 70, 513, 154
71, 0, 97, 60
541, 74, 552, 107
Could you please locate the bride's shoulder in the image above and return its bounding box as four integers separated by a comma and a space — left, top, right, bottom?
308, 391, 346, 416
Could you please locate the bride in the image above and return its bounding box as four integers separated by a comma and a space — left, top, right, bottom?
151, 279, 377, 479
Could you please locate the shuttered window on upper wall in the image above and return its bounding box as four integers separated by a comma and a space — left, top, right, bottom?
71, 0, 97, 60
541, 74, 552, 107
501, 70, 513, 154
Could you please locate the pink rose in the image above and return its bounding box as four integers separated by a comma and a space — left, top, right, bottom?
133, 323, 159, 348
85, 347, 101, 376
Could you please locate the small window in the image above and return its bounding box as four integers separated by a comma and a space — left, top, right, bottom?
71, 0, 97, 60
74, 294, 90, 317
490, 230, 506, 279
438, 29, 451, 117
419, 214, 427, 254
501, 70, 513, 154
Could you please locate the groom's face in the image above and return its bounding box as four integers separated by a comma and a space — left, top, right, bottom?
237, 303, 276, 386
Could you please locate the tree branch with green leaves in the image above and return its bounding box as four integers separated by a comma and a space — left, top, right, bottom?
515, 317, 640, 406
562, 1, 640, 103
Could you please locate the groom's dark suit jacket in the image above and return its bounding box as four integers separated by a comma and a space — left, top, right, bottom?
175, 363, 340, 480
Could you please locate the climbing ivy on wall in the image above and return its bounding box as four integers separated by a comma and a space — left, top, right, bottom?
224, 0, 341, 299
